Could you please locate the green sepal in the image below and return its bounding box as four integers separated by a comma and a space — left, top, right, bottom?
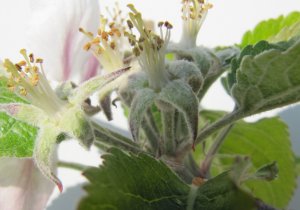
167, 60, 203, 94
0, 103, 47, 126
118, 71, 148, 106
60, 106, 94, 149
69, 67, 130, 104
33, 124, 62, 191
158, 80, 199, 142
129, 88, 156, 142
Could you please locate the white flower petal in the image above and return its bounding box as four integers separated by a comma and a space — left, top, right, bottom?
0, 158, 54, 210
26, 0, 100, 82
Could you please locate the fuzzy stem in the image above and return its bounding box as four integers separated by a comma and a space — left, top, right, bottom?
200, 124, 234, 178
195, 110, 243, 145
141, 119, 160, 154
162, 109, 176, 155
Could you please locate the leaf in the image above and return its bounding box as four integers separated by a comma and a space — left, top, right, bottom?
193, 172, 256, 210
222, 40, 291, 93
232, 40, 300, 116
0, 77, 38, 158
158, 80, 199, 141
79, 148, 256, 210
0, 112, 37, 157
78, 148, 189, 210
199, 111, 297, 208
240, 11, 300, 48
129, 88, 156, 142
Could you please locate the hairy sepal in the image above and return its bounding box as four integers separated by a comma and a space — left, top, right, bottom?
129, 88, 156, 142
158, 80, 199, 142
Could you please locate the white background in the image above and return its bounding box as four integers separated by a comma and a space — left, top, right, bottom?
0, 0, 300, 207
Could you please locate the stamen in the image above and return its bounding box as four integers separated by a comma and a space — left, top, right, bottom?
79, 2, 128, 72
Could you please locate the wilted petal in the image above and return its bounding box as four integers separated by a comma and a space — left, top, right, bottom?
0, 158, 54, 210
27, 0, 100, 82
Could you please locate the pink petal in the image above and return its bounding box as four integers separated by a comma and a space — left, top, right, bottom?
0, 158, 54, 210
26, 0, 100, 83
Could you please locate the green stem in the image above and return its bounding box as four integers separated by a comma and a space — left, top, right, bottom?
58, 161, 87, 171
200, 124, 234, 178
195, 110, 242, 144
94, 129, 143, 154
141, 119, 160, 154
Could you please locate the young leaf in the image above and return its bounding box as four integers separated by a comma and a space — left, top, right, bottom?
158, 80, 199, 141
199, 111, 297, 208
223, 40, 291, 93
129, 88, 156, 142
241, 11, 300, 48
232, 40, 300, 116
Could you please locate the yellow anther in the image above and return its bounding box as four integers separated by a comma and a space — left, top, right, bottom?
20, 49, 27, 55
36, 58, 43, 63
29, 53, 35, 63
19, 87, 27, 96
31, 74, 39, 86
91, 37, 100, 44
25, 66, 30, 73
110, 42, 116, 50
32, 66, 39, 73
101, 31, 109, 41
15, 64, 22, 71
83, 42, 92, 51
18, 60, 27, 66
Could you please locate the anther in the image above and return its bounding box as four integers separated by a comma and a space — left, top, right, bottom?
29, 53, 34, 63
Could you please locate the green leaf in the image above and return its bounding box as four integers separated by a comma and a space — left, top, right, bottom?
0, 77, 37, 158
193, 172, 256, 210
79, 148, 256, 210
199, 111, 297, 208
232, 40, 300, 116
240, 11, 300, 48
223, 40, 291, 93
79, 148, 189, 210
0, 112, 37, 157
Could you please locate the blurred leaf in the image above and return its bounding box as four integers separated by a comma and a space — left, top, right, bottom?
198, 110, 297, 208
240, 11, 300, 48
